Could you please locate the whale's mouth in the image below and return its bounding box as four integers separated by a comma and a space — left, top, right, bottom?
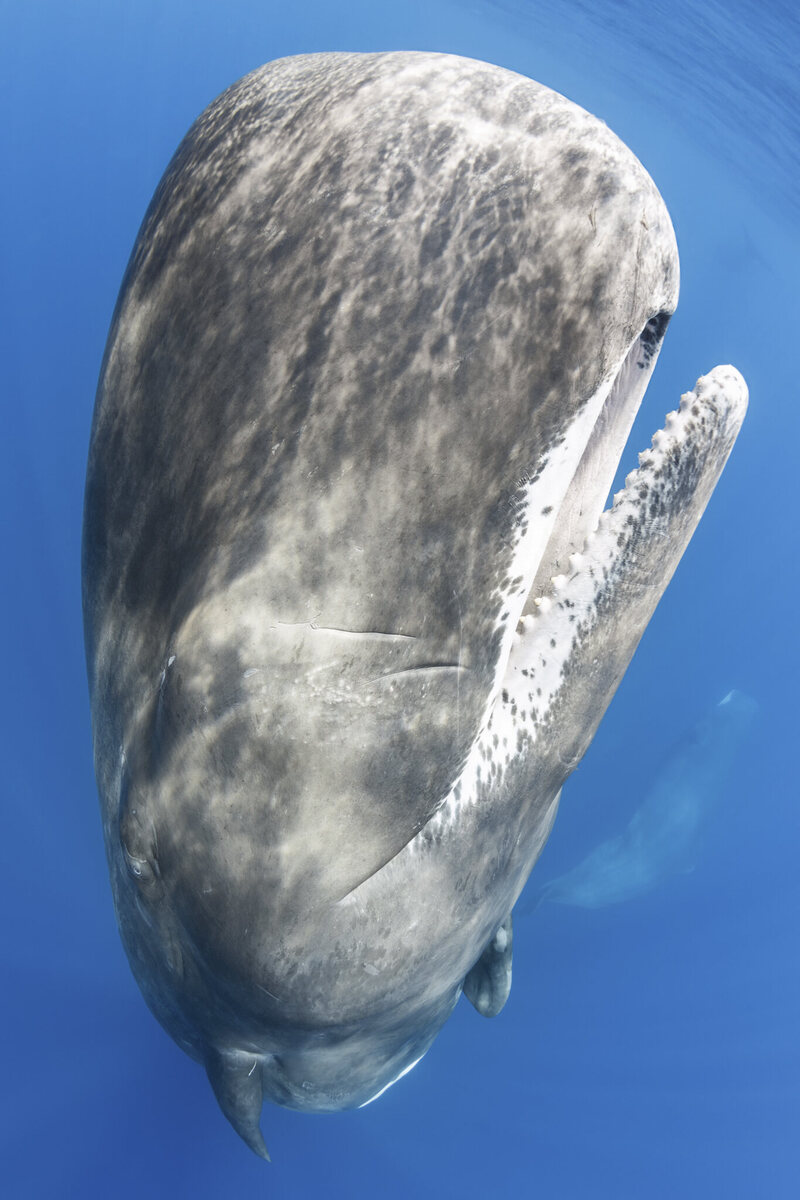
523, 312, 673, 614
364, 317, 747, 862
503, 356, 749, 734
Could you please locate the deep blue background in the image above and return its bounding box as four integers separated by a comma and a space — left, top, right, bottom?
2, 2, 797, 1196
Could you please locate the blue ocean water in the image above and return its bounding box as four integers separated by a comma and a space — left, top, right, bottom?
2, 1, 797, 1196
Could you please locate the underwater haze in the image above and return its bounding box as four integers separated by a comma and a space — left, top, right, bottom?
2, 1, 797, 1197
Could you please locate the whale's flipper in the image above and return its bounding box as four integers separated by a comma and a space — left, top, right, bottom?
205, 1047, 270, 1160
463, 916, 513, 1018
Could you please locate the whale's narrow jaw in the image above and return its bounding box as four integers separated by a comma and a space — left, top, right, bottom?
409, 359, 747, 951
409, 331, 747, 857
501, 363, 749, 773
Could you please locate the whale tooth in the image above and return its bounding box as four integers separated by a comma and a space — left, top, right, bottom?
624, 470, 638, 489
568, 552, 585, 572
533, 596, 552, 614
551, 573, 568, 592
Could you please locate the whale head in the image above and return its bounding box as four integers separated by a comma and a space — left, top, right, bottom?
83, 52, 747, 1157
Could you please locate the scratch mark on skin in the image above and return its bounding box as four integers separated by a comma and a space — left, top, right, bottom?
256, 982, 281, 1002
271, 622, 418, 642
369, 664, 469, 684
453, 590, 464, 740
448, 313, 504, 372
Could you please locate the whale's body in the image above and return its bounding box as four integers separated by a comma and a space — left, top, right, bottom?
535, 691, 758, 910
82, 52, 747, 1157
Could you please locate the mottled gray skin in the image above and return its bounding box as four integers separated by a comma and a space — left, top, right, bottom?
83, 52, 747, 1157
536, 691, 758, 910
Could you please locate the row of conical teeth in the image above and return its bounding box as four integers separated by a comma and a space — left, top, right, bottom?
524, 548, 590, 617
613, 402, 689, 501
513, 366, 748, 651
518, 396, 694, 627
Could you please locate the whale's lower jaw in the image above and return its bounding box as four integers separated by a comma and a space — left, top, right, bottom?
506, 364, 748, 761
396, 364, 748, 857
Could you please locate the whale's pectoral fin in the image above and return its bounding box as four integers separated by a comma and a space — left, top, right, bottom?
204, 1046, 270, 1160
463, 915, 513, 1018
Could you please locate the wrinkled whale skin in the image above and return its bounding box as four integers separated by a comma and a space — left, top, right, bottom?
82, 52, 747, 1156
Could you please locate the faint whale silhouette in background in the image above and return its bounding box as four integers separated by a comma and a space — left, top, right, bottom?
526, 690, 757, 911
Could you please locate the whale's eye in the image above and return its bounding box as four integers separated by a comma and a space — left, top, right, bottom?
122, 844, 158, 885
